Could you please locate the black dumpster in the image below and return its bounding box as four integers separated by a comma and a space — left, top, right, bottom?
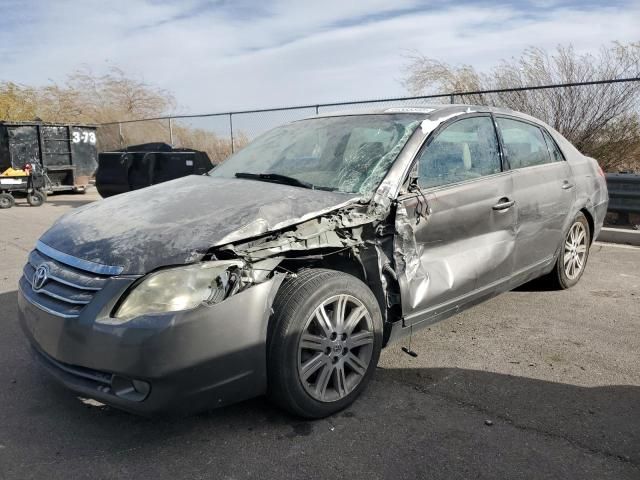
0, 121, 98, 192
95, 143, 214, 198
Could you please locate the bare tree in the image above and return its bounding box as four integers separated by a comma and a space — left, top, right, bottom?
403, 57, 485, 96
403, 42, 640, 171
0, 67, 176, 123
66, 67, 176, 122
0, 82, 38, 120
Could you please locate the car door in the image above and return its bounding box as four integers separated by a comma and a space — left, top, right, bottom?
394, 114, 516, 326
494, 117, 575, 275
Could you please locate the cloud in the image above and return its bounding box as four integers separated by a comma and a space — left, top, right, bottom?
1, 0, 638, 115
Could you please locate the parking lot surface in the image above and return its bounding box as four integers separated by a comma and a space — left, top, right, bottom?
0, 190, 638, 479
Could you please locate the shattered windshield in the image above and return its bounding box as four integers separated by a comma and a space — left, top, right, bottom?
210, 114, 422, 195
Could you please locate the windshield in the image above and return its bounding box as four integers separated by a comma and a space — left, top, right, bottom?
210, 114, 422, 195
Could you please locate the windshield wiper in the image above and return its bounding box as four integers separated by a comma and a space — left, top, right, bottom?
234, 172, 336, 191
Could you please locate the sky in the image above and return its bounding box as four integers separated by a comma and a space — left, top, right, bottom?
1, 0, 639, 115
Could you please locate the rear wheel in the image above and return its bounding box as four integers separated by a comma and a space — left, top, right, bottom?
27, 191, 45, 207
548, 212, 591, 289
268, 269, 383, 418
0, 193, 14, 209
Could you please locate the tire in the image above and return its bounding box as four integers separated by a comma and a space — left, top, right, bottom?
547, 212, 591, 289
27, 191, 45, 207
268, 268, 383, 418
0, 193, 15, 209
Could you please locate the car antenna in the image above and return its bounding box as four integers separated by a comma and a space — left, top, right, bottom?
401, 325, 418, 357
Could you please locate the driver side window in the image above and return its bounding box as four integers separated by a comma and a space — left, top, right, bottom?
417, 116, 501, 189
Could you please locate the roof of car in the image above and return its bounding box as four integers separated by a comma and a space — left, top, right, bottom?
312, 103, 536, 122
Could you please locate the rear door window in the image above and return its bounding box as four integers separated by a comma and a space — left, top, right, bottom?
542, 129, 565, 162
496, 117, 552, 169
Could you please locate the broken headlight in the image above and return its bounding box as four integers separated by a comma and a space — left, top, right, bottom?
112, 260, 245, 322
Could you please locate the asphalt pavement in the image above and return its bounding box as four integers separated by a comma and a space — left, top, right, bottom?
0, 190, 638, 479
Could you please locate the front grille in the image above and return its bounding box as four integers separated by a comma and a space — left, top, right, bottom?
20, 243, 120, 318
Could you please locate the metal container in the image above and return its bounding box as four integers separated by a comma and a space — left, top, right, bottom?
0, 121, 98, 192
95, 143, 213, 198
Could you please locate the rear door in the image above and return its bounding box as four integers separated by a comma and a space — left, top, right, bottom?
495, 117, 575, 274
395, 114, 516, 325
42, 126, 72, 167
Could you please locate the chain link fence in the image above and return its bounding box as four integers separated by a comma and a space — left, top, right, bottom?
98, 78, 640, 166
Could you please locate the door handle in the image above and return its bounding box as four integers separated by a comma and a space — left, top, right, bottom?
492, 198, 515, 211
562, 181, 574, 190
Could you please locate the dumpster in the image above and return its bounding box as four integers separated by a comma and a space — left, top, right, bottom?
95, 143, 214, 198
0, 121, 98, 192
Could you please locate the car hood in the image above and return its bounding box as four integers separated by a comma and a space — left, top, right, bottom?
39, 176, 361, 274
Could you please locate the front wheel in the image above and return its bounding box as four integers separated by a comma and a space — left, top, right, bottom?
268, 269, 383, 418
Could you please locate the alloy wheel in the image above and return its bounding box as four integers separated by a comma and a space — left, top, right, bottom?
297, 294, 374, 403
564, 221, 587, 280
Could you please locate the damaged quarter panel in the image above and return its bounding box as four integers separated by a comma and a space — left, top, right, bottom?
546, 126, 608, 240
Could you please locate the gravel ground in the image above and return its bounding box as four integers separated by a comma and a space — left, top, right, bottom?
0, 189, 638, 479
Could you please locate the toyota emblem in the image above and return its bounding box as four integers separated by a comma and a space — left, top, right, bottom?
32, 264, 50, 291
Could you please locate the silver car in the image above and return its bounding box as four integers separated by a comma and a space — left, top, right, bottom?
18, 105, 608, 418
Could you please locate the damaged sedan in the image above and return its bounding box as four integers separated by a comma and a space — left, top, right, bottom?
18, 105, 608, 418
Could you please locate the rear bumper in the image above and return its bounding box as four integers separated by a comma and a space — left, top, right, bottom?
19, 275, 284, 415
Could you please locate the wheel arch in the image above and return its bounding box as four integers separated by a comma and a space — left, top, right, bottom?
580, 207, 595, 244
277, 252, 390, 327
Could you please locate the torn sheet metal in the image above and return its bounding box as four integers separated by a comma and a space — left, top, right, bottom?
222, 204, 378, 262
393, 202, 429, 312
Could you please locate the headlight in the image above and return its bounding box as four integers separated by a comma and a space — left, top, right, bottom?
112, 260, 244, 322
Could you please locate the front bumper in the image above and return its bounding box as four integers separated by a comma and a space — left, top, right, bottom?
18, 275, 284, 415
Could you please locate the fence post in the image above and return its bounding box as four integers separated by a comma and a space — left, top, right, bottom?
229, 113, 235, 154
169, 118, 174, 146
450, 94, 455, 104
315, 105, 319, 115
118, 123, 123, 148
